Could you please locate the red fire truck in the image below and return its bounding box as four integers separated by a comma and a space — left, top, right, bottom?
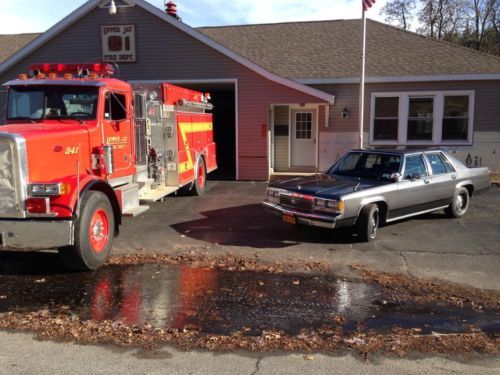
0, 63, 217, 270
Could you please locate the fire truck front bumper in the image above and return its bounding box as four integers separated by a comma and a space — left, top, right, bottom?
0, 220, 74, 250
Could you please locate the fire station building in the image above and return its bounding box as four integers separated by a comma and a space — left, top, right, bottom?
1, 0, 500, 181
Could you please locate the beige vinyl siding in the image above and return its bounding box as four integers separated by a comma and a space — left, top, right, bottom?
314, 81, 500, 134
0, 5, 325, 180
273, 105, 289, 171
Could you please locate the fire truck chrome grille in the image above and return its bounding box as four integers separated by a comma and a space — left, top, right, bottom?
0, 139, 18, 215
280, 195, 313, 212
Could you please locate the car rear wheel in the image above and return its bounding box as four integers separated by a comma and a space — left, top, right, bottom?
357, 203, 379, 242
445, 187, 470, 218
59, 191, 115, 271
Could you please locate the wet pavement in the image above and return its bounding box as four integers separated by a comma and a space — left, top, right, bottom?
1, 259, 499, 341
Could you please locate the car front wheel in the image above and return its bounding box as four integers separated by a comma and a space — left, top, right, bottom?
357, 203, 379, 242
59, 191, 115, 271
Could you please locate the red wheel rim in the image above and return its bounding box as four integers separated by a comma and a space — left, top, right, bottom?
89, 209, 109, 253
197, 163, 205, 188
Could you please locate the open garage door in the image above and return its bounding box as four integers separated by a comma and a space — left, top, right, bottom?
0, 89, 7, 124
173, 81, 236, 180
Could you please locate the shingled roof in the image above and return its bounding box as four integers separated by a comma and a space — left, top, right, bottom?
198, 19, 500, 79
2, 18, 500, 81
0, 33, 41, 65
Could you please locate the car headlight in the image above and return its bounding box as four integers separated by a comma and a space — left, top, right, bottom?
266, 188, 281, 204
313, 198, 344, 214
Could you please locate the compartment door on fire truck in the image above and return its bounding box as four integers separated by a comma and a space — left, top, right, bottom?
103, 91, 134, 178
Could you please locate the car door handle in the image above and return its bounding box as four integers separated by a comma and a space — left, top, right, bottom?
451, 174, 457, 180
424, 179, 430, 184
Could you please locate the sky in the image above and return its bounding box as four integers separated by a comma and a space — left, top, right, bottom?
0, 0, 389, 34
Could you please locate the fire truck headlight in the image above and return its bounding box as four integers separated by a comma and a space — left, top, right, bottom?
29, 183, 69, 196
30, 184, 45, 195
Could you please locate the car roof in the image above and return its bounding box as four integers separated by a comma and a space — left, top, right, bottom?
350, 148, 446, 156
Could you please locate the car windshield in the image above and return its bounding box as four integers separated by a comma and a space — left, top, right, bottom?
7, 85, 99, 121
329, 152, 402, 181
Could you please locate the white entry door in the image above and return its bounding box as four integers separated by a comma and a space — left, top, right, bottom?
291, 109, 317, 167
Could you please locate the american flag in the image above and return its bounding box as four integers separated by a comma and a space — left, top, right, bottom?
362, 0, 376, 11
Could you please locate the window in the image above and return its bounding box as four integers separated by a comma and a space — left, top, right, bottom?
442, 96, 469, 141
426, 153, 449, 175
7, 86, 98, 120
371, 91, 474, 145
295, 112, 312, 139
374, 97, 398, 140
404, 155, 428, 179
105, 92, 127, 120
408, 97, 433, 141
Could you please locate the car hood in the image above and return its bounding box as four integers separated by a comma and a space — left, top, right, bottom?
270, 174, 383, 198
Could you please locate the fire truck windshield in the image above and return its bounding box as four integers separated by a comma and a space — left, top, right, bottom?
7, 85, 99, 121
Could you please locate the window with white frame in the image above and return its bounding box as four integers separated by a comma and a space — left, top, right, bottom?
371, 91, 474, 145
442, 95, 469, 141
295, 112, 313, 139
407, 97, 433, 141
373, 97, 399, 141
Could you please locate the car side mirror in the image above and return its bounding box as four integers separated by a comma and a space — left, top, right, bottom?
390, 172, 401, 182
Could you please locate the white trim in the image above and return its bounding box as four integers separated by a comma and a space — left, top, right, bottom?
370, 90, 475, 146
289, 106, 319, 169
270, 105, 275, 173
0, 0, 334, 104
296, 73, 500, 85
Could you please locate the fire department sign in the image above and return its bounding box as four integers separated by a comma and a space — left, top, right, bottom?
101, 24, 136, 62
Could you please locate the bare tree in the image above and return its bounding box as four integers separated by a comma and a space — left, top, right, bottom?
465, 0, 497, 50
380, 0, 416, 30
417, 0, 464, 40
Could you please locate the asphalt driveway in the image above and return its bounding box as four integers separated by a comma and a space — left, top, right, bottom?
115, 181, 500, 291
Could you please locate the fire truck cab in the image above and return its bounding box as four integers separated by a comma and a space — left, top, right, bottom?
0, 63, 216, 270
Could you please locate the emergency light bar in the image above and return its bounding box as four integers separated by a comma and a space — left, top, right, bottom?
29, 63, 115, 77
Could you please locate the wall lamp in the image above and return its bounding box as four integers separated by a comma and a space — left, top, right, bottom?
341, 107, 349, 119
100, 0, 135, 16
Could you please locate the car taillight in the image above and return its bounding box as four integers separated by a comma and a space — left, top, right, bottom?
26, 198, 50, 214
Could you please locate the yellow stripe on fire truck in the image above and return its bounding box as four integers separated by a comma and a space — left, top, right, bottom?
178, 122, 213, 174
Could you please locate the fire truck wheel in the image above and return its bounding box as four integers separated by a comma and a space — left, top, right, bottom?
190, 157, 207, 196
59, 191, 115, 271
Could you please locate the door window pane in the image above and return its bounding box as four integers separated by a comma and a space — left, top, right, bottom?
442, 96, 469, 141
295, 112, 312, 139
408, 97, 433, 141
374, 97, 398, 140
403, 155, 428, 179
426, 153, 448, 175
105, 93, 127, 120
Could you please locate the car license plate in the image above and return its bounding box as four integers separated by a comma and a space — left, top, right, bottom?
282, 214, 296, 225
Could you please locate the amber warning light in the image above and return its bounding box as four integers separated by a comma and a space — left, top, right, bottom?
28, 63, 115, 78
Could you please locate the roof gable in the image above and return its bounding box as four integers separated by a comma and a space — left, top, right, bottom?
0, 0, 333, 103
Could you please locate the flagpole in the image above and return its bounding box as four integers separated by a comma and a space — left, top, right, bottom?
358, 5, 367, 150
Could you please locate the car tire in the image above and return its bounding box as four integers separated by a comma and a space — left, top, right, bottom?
445, 187, 470, 218
357, 203, 379, 242
190, 157, 207, 196
59, 191, 115, 271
